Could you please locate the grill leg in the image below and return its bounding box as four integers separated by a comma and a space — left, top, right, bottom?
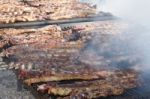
17, 79, 23, 91
14, 69, 23, 91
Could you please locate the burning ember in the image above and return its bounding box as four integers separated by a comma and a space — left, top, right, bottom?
0, 0, 142, 99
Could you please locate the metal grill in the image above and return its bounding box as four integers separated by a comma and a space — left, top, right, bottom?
101, 73, 150, 99
0, 16, 148, 99
23, 72, 150, 99
0, 15, 116, 29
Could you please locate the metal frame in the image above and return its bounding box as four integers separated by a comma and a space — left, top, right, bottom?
0, 16, 117, 29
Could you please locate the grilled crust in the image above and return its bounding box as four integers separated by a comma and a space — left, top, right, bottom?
22, 70, 114, 85
0, 8, 140, 98
47, 82, 125, 98
24, 74, 100, 86
0, 20, 128, 51
36, 70, 139, 98
0, 0, 96, 23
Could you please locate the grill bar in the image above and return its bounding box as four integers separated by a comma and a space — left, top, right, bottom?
0, 16, 117, 29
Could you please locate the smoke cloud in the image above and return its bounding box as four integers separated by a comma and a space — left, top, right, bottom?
82, 0, 150, 27
102, 0, 150, 27
81, 0, 150, 71
101, 0, 150, 71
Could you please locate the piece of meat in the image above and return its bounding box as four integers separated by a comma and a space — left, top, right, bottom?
36, 70, 139, 98
0, 25, 84, 49
23, 73, 101, 86
46, 83, 124, 98
3, 40, 83, 57
0, 0, 96, 23
0, 25, 61, 36
48, 3, 96, 20
0, 3, 39, 23
0, 20, 128, 49
0, 25, 62, 47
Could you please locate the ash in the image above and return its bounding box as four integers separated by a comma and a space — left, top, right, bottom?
0, 58, 34, 99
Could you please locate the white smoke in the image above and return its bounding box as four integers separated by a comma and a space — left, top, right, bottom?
82, 0, 150, 71
102, 0, 150, 71
102, 0, 150, 27
106, 0, 150, 71
82, 0, 150, 27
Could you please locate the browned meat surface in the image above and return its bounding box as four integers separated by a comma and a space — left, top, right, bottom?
47, 82, 125, 98
0, 25, 62, 47
0, 0, 96, 23
0, 19, 141, 98
0, 20, 128, 50
36, 69, 139, 98
23, 73, 101, 86
0, 25, 85, 51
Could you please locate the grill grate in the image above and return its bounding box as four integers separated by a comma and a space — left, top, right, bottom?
0, 16, 148, 99
101, 73, 150, 99
0, 15, 116, 29
15, 73, 150, 99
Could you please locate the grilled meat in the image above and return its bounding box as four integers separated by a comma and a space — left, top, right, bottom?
0, 25, 62, 47
0, 13, 141, 99
23, 73, 101, 86
3, 41, 83, 57
36, 69, 139, 98
0, 25, 61, 36
47, 83, 123, 98
1, 20, 140, 80
0, 3, 38, 23
0, 0, 96, 23
0, 20, 128, 50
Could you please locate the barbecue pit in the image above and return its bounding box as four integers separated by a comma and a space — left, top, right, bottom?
0, 0, 148, 99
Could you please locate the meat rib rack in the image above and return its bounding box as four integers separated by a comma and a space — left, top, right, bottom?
0, 15, 149, 99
